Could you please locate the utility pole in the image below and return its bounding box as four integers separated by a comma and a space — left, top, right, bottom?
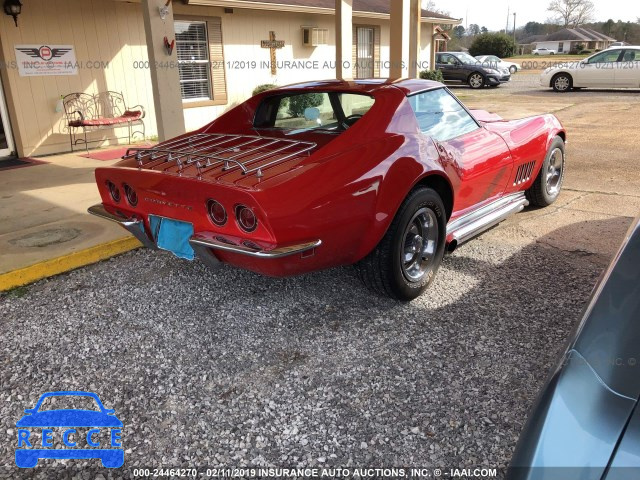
513, 12, 517, 43
505, 5, 510, 34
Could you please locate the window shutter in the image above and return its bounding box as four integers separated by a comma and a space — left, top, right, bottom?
373, 26, 381, 78
352, 27, 357, 78
207, 17, 227, 103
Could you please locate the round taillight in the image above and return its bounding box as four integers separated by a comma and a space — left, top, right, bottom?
107, 181, 120, 203
207, 199, 227, 226
236, 205, 257, 233
123, 184, 138, 207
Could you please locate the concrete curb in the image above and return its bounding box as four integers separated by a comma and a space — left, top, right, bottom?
0, 237, 141, 291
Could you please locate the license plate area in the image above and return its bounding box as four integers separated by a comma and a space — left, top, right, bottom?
149, 215, 195, 260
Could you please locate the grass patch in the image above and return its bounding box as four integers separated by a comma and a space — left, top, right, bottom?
6, 285, 28, 298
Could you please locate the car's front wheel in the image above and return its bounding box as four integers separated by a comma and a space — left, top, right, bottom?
526, 136, 565, 207
356, 187, 446, 301
552, 73, 572, 92
509, 65, 517, 74
468, 72, 485, 89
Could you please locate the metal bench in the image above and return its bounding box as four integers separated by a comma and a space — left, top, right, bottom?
63, 91, 145, 152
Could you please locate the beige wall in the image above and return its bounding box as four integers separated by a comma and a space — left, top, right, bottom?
0, 0, 435, 157
0, 0, 157, 157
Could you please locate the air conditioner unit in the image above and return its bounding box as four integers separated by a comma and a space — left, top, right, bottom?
301, 26, 328, 47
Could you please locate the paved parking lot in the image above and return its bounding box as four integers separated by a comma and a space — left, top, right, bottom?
1, 77, 639, 478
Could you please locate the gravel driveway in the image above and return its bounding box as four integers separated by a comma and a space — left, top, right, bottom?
0, 228, 605, 478
3, 77, 638, 479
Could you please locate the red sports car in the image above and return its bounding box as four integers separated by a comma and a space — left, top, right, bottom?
89, 79, 566, 300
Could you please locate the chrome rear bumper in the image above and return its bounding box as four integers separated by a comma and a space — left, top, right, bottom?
88, 204, 321, 264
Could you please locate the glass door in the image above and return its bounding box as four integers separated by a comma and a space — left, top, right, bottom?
356, 27, 374, 78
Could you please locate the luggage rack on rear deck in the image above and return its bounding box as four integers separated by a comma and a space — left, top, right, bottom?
123, 133, 317, 178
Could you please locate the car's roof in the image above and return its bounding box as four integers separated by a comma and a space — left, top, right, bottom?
275, 78, 444, 95
606, 45, 640, 49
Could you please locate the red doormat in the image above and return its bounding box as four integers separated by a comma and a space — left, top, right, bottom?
79, 143, 156, 161
0, 157, 47, 171
79, 147, 131, 161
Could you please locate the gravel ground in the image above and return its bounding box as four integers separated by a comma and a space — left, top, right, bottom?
0, 230, 604, 479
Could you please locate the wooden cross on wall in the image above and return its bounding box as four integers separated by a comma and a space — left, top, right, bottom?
261, 31, 285, 75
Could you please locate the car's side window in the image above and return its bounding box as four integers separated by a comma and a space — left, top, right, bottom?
587, 50, 622, 64
338, 93, 375, 117
439, 54, 458, 65
408, 88, 479, 142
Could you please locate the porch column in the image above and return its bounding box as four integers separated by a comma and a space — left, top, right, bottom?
141, 0, 186, 141
335, 0, 353, 80
430, 25, 437, 72
408, 0, 421, 78
389, 0, 413, 78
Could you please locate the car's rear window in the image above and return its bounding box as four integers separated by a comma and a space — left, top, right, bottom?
254, 92, 374, 132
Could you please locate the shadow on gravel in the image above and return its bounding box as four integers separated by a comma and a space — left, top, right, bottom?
0, 216, 633, 478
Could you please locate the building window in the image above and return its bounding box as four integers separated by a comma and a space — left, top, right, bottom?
558, 42, 564, 53
175, 20, 212, 101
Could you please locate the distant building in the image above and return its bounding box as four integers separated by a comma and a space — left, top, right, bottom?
519, 28, 616, 54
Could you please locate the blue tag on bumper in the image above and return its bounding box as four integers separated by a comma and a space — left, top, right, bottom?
149, 216, 195, 260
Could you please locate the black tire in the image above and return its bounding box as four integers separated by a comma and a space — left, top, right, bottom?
551, 73, 572, 92
468, 72, 485, 89
356, 187, 446, 301
526, 136, 565, 207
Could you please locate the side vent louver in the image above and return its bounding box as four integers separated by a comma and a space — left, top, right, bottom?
514, 161, 536, 186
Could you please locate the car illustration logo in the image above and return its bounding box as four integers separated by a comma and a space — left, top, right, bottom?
15, 391, 123, 468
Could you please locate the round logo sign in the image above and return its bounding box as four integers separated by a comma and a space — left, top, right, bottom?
38, 46, 53, 61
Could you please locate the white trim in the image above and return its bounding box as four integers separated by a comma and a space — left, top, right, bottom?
186, 0, 462, 24
0, 73, 15, 157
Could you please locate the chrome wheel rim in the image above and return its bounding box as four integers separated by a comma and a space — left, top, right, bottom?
546, 148, 564, 197
510, 66, 516, 73
469, 74, 483, 88
401, 208, 439, 283
554, 76, 570, 91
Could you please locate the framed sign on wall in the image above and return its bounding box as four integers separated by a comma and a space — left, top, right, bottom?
14, 45, 78, 77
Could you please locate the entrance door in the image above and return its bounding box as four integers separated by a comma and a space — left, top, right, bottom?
0, 74, 14, 157
356, 27, 374, 78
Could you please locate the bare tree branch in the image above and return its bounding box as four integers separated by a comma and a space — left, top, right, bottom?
547, 0, 594, 27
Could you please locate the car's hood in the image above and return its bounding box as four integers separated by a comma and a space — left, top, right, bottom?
509, 216, 640, 479
16, 409, 123, 427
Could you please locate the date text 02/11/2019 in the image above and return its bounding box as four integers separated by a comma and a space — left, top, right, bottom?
131, 467, 499, 478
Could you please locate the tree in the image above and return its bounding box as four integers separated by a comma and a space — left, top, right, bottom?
467, 24, 480, 36
469, 33, 517, 58
480, 26, 488, 34
602, 18, 615, 36
547, 0, 594, 27
453, 25, 466, 39
524, 21, 546, 36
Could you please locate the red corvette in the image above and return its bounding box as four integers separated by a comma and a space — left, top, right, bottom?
89, 79, 566, 300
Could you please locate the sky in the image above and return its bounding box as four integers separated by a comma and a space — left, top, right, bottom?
424, 0, 639, 31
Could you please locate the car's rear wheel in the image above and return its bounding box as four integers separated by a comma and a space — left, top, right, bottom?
509, 65, 517, 74
526, 136, 565, 207
356, 187, 446, 301
468, 72, 485, 89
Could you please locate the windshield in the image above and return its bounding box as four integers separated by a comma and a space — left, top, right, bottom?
254, 92, 374, 133
451, 52, 479, 65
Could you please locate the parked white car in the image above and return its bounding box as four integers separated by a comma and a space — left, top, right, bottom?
533, 48, 556, 55
540, 46, 640, 92
475, 55, 522, 73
